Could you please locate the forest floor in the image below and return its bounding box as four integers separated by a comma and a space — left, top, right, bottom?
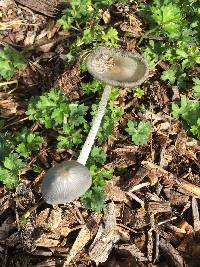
0, 0, 200, 267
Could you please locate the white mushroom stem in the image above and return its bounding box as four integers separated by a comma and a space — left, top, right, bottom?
77, 84, 112, 166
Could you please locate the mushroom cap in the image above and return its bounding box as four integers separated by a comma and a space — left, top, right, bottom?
41, 161, 92, 205
86, 46, 148, 87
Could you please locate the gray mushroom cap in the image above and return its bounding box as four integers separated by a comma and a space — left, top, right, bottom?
41, 161, 92, 205
86, 46, 148, 88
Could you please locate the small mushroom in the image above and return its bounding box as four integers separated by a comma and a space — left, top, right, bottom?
41, 161, 91, 204
41, 46, 148, 205
86, 46, 148, 87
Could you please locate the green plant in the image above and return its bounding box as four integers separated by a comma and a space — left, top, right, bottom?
172, 95, 200, 139
0, 131, 43, 188
26, 86, 123, 152
0, 119, 5, 129
0, 153, 25, 188
58, 0, 119, 62
0, 133, 12, 162
150, 0, 183, 39
26, 89, 89, 149
141, 0, 200, 88
81, 146, 112, 212
161, 66, 187, 87
15, 127, 44, 158
81, 186, 106, 212
192, 77, 200, 99
58, 0, 113, 31
0, 45, 26, 79
125, 120, 152, 145
20, 211, 31, 225
134, 87, 145, 98
81, 79, 104, 95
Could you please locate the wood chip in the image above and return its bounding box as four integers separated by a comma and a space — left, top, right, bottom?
168, 190, 189, 206
0, 92, 18, 118
171, 86, 180, 101
142, 161, 200, 196
192, 197, 200, 232
126, 167, 149, 190
159, 238, 188, 267
16, 184, 37, 253
24, 30, 36, 46
89, 203, 129, 264
177, 179, 200, 198
165, 224, 186, 234
147, 215, 154, 262
127, 208, 150, 229
126, 192, 145, 208
36, 207, 62, 231
35, 233, 60, 247
64, 225, 91, 265
154, 232, 160, 263
105, 180, 127, 202
64, 213, 101, 265
147, 201, 171, 214
142, 160, 175, 187
117, 244, 148, 261
15, 0, 64, 17
0, 216, 17, 240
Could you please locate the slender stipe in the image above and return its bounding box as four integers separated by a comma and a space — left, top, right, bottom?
77, 84, 112, 166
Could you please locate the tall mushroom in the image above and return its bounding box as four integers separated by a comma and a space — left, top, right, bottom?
41, 46, 148, 205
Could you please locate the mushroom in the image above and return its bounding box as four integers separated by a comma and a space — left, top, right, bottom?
77, 46, 148, 164
86, 46, 148, 87
41, 46, 148, 205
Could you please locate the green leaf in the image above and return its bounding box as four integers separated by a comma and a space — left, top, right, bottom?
101, 27, 119, 46
89, 147, 107, 165
91, 96, 123, 144
0, 152, 25, 188
151, 0, 182, 38
190, 123, 200, 139
81, 79, 103, 95
26, 89, 88, 139
171, 95, 200, 139
125, 120, 152, 145
57, 130, 82, 149
4, 153, 25, 174
193, 77, 200, 99
81, 186, 105, 212
161, 67, 177, 84
0, 45, 26, 79
15, 127, 43, 157
0, 167, 18, 188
